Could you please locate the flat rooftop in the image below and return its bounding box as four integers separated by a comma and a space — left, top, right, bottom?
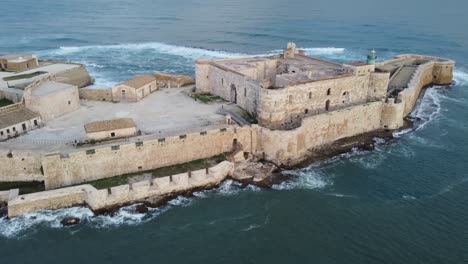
0, 105, 40, 130
209, 53, 348, 87
32, 81, 75, 96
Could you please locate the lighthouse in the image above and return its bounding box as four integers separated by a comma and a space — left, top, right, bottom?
367, 49, 377, 65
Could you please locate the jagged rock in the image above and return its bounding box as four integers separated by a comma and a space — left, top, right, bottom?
135, 204, 149, 214
232, 162, 279, 188
0, 205, 7, 218
61, 217, 80, 226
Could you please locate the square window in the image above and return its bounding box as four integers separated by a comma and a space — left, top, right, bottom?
111, 132, 116, 137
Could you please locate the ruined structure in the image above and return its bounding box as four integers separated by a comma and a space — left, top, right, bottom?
0, 54, 39, 72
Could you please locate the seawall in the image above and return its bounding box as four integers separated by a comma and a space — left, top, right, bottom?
7, 161, 234, 218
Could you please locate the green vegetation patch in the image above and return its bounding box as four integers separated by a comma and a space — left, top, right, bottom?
0, 181, 45, 195
3, 71, 47, 81
0, 98, 14, 107
88, 154, 227, 190
192, 93, 225, 104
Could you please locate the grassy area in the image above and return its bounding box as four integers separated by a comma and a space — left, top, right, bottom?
192, 93, 225, 104
0, 181, 45, 195
3, 71, 47, 81
0, 98, 14, 107
88, 154, 227, 190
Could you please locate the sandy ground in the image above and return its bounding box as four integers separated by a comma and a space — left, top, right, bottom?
16, 87, 238, 143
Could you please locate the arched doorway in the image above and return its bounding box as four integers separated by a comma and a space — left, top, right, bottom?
325, 100, 330, 111
230, 84, 237, 104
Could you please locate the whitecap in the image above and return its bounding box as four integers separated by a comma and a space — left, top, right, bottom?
453, 69, 468, 86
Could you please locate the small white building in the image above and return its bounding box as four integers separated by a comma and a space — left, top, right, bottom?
0, 104, 41, 141
112, 75, 157, 102
23, 81, 80, 121
84, 118, 137, 141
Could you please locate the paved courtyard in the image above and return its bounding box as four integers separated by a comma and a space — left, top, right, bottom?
16, 87, 237, 142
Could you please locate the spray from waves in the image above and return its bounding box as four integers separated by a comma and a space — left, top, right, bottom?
0, 180, 263, 239
453, 69, 468, 86
393, 86, 446, 138
273, 166, 332, 191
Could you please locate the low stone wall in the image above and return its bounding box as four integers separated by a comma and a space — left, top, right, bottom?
79, 88, 113, 101
0, 189, 18, 202
8, 162, 234, 218
8, 185, 92, 218
86, 161, 233, 210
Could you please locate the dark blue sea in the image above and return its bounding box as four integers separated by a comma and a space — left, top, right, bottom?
1, 0, 468, 263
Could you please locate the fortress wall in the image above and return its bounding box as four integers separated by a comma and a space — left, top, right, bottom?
198, 64, 261, 115
0, 149, 43, 182
398, 62, 436, 117
55, 65, 93, 88
381, 98, 405, 129
42, 126, 253, 190
257, 101, 383, 164
79, 88, 113, 101
257, 74, 379, 129
8, 162, 234, 217
8, 185, 92, 218
369, 72, 390, 101
195, 62, 212, 93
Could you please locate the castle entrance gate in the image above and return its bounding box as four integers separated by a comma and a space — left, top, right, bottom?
230, 84, 237, 104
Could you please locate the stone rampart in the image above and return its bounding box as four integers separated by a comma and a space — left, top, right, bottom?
7, 162, 234, 218
42, 126, 255, 190
0, 149, 43, 182
257, 101, 384, 165
79, 88, 113, 101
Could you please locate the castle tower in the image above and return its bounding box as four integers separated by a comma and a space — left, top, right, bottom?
367, 49, 377, 65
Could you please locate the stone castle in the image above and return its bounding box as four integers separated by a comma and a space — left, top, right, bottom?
0, 43, 455, 218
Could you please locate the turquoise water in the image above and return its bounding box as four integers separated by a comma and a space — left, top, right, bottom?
1, 0, 468, 263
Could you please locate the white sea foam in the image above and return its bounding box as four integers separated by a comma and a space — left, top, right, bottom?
411, 87, 444, 132
301, 47, 345, 55
45, 42, 247, 60
453, 69, 468, 86
0, 207, 94, 238
274, 168, 331, 190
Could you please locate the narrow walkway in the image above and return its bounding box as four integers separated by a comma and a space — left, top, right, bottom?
217, 108, 250, 126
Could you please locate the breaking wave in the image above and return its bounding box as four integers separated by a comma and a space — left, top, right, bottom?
453, 69, 468, 86
0, 180, 263, 239
37, 41, 388, 88
41, 42, 247, 60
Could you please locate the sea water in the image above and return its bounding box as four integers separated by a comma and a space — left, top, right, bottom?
1, 0, 468, 263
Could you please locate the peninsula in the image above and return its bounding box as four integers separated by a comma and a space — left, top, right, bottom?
0, 43, 455, 219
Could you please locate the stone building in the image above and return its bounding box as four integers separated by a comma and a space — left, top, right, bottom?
84, 118, 137, 141
23, 81, 80, 121
112, 75, 157, 102
0, 54, 39, 72
196, 42, 390, 129
0, 104, 41, 141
